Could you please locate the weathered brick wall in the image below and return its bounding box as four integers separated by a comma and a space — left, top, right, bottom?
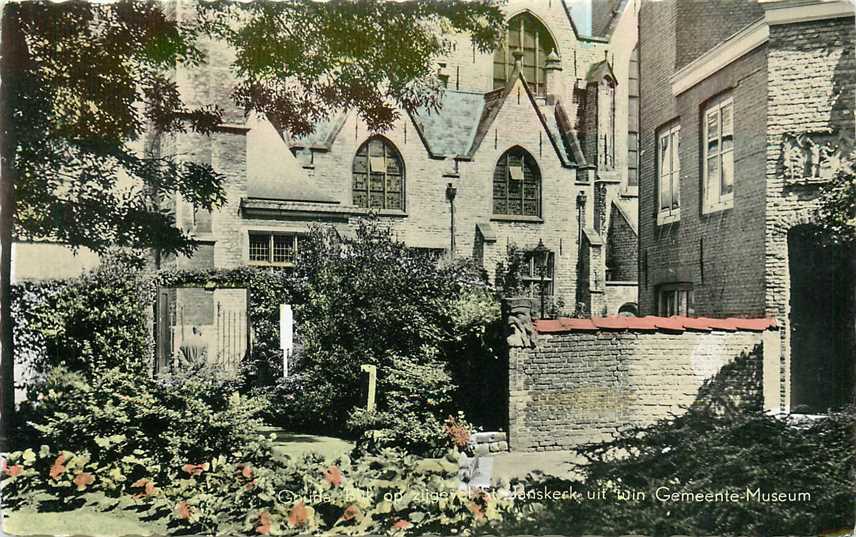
639, 1, 768, 317
675, 0, 764, 71
764, 16, 855, 409
605, 202, 637, 282
508, 319, 773, 451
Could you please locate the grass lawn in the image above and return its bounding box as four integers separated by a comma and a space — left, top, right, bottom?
265, 428, 354, 462
3, 507, 164, 536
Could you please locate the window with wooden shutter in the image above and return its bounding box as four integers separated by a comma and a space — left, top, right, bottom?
657, 123, 681, 225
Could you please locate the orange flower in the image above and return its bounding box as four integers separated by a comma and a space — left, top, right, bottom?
245, 479, 256, 491
466, 501, 485, 520
130, 478, 157, 498
175, 501, 192, 520
323, 465, 343, 487
255, 511, 272, 535
241, 465, 253, 479
287, 500, 309, 528
49, 454, 66, 480
181, 463, 206, 476
3, 464, 23, 478
73, 472, 94, 490
340, 504, 360, 521
392, 519, 413, 530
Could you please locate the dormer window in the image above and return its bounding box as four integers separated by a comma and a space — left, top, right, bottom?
492, 13, 557, 95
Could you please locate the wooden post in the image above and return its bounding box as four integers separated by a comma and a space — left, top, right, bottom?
280, 304, 293, 376
361, 364, 377, 412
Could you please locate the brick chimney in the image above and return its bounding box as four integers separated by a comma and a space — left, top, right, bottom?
544, 50, 563, 105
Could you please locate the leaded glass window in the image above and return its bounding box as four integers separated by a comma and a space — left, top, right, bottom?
493, 147, 541, 217
248, 233, 299, 267
492, 13, 557, 95
352, 137, 405, 210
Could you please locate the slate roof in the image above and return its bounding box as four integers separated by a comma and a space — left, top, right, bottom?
246, 174, 338, 204
534, 316, 779, 334
284, 65, 586, 168
409, 91, 486, 158
288, 114, 347, 150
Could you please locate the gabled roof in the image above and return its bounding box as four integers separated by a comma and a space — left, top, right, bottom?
586, 59, 618, 85
612, 199, 638, 235
408, 91, 486, 158
466, 62, 584, 167
287, 113, 348, 151
281, 65, 587, 168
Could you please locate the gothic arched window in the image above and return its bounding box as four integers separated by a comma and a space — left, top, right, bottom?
492, 13, 558, 95
352, 137, 405, 210
493, 147, 541, 217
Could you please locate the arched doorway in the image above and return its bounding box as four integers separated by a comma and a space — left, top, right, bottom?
788, 225, 855, 412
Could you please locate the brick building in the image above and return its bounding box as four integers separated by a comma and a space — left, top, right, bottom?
154, 0, 642, 316
638, 0, 855, 412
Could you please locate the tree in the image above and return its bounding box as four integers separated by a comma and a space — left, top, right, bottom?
0, 0, 504, 448
814, 155, 856, 247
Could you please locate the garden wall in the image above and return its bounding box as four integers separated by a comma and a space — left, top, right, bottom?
505, 300, 780, 451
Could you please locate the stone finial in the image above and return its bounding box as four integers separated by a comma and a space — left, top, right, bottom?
544, 50, 564, 105
512, 49, 524, 67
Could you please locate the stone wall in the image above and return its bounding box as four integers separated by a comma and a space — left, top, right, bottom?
764, 15, 855, 410
506, 308, 779, 451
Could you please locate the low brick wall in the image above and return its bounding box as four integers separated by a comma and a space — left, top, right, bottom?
505, 304, 779, 451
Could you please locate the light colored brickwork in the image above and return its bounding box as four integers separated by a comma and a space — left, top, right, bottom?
163, 0, 642, 312
508, 325, 770, 451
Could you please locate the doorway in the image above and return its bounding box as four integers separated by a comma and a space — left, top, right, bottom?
788, 225, 855, 413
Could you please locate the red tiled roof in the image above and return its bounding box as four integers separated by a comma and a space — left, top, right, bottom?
532, 315, 777, 334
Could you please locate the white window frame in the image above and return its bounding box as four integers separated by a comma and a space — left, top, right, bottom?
657, 124, 681, 225
658, 283, 694, 317
247, 232, 300, 267
702, 96, 735, 214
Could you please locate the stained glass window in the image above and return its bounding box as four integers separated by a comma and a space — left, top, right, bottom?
493, 147, 541, 217
352, 137, 405, 211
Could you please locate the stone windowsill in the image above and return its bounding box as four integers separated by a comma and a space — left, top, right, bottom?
657, 209, 680, 226
702, 196, 734, 216
491, 214, 544, 224
349, 208, 408, 218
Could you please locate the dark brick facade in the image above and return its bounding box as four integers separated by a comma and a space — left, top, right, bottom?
639, 0, 855, 411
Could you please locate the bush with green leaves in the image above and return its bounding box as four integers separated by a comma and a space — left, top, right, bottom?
2, 445, 518, 536
12, 258, 297, 389
270, 219, 499, 446
15, 366, 272, 486
12, 253, 152, 379
503, 406, 856, 536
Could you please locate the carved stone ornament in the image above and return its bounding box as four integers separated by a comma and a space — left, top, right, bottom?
504, 298, 536, 348
782, 132, 842, 184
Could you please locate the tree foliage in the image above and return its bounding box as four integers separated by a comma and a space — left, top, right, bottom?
7, 1, 226, 255
197, 0, 504, 137
814, 154, 856, 246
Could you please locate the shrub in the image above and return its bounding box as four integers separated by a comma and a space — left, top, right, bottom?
346, 354, 464, 457
2, 445, 519, 535
272, 218, 496, 441
15, 366, 272, 486
12, 254, 152, 379
503, 406, 856, 536
12, 258, 298, 389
